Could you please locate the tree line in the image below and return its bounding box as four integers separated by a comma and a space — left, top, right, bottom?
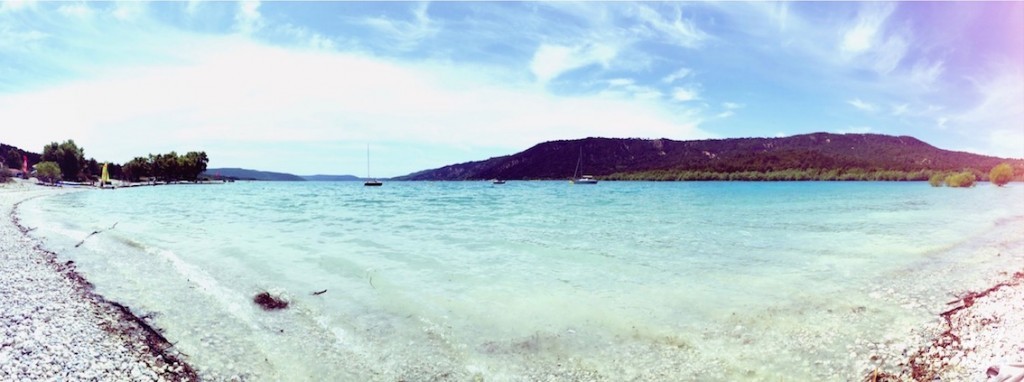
6, 140, 208, 184
605, 165, 1017, 183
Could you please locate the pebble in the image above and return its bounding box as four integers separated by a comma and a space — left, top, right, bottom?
0, 186, 195, 381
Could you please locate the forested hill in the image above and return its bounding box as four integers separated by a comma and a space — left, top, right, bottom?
0, 143, 42, 169
397, 133, 1024, 181
202, 168, 305, 181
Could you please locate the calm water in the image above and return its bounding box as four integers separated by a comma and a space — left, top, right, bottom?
18, 181, 1024, 381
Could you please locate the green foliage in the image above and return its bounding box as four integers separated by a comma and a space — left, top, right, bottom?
122, 156, 151, 182
928, 173, 945, 187
35, 161, 62, 184
944, 171, 975, 188
0, 162, 9, 183
5, 148, 21, 169
122, 151, 209, 183
990, 163, 1014, 186
604, 168, 940, 182
42, 140, 85, 182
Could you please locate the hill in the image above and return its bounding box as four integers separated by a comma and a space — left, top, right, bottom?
0, 143, 42, 170
397, 133, 1024, 181
301, 174, 362, 181
202, 168, 305, 181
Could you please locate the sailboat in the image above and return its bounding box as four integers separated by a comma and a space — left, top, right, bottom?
99, 162, 112, 188
570, 146, 598, 184
364, 145, 383, 187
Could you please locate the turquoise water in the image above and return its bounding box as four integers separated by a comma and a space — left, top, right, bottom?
17, 181, 1024, 381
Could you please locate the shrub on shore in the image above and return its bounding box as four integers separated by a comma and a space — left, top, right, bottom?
928, 173, 945, 187
989, 163, 1014, 187
35, 161, 62, 184
944, 171, 975, 188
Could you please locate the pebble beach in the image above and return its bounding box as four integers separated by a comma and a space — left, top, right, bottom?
0, 182, 196, 381
1, 181, 1022, 381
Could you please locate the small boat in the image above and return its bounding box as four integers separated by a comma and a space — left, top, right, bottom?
572, 175, 598, 184
492, 179, 506, 184
364, 144, 383, 187
570, 146, 598, 185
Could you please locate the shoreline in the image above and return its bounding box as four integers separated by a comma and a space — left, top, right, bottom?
869, 269, 1024, 381
0, 184, 197, 381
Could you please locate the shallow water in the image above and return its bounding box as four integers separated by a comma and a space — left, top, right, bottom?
17, 181, 1024, 381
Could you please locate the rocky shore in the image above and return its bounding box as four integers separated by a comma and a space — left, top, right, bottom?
859, 269, 1024, 382
0, 183, 196, 381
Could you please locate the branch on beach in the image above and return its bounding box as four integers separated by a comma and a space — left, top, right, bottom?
311, 289, 327, 296
74, 222, 119, 248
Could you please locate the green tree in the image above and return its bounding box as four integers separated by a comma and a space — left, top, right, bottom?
989, 163, 1014, 187
122, 156, 151, 182
180, 151, 209, 181
35, 161, 62, 184
5, 149, 21, 169
42, 140, 85, 182
928, 173, 945, 187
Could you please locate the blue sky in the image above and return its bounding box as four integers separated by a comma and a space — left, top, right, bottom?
1, 1, 1022, 177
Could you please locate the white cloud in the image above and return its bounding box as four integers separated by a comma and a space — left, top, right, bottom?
112, 2, 145, 22
949, 68, 1024, 158
672, 87, 699, 102
57, 3, 95, 19
890, 103, 909, 116
607, 78, 634, 87
661, 67, 691, 84
363, 2, 438, 50
234, 0, 262, 35
0, 0, 35, 13
716, 111, 734, 119
0, 25, 46, 50
530, 42, 618, 84
870, 34, 908, 75
0, 38, 710, 173
847, 98, 876, 112
631, 4, 706, 48
602, 78, 663, 100
839, 3, 908, 75
722, 102, 744, 110
840, 3, 893, 55
909, 60, 945, 87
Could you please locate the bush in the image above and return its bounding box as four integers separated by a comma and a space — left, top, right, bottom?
945, 171, 975, 188
928, 173, 945, 187
0, 163, 8, 183
990, 163, 1014, 187
35, 161, 62, 184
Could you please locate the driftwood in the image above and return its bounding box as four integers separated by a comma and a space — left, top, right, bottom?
311, 289, 327, 296
74, 222, 119, 248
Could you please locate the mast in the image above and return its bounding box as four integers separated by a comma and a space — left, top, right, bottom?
366, 144, 371, 179
573, 146, 583, 179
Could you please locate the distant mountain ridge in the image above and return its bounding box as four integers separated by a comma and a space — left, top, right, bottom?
202, 168, 305, 181
396, 132, 1023, 181
301, 174, 363, 181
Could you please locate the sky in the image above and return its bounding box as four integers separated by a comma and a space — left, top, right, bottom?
1, 1, 1022, 177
